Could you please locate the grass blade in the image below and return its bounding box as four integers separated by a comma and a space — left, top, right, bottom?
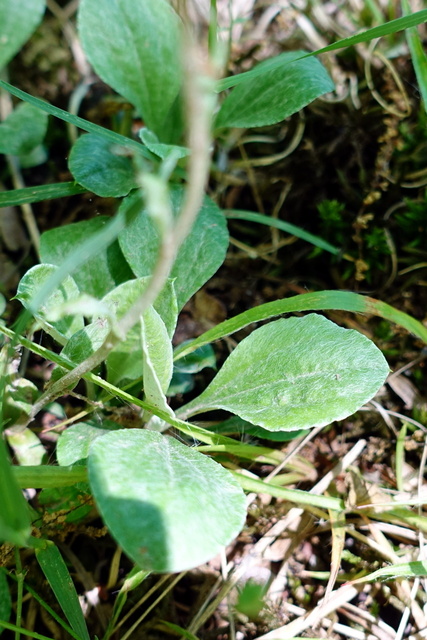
226, 209, 340, 254
0, 182, 87, 207
402, 0, 427, 112
35, 541, 90, 640
173, 290, 427, 360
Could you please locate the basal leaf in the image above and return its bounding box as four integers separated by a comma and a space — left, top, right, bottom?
215, 51, 334, 129
16, 265, 84, 343
68, 134, 137, 197
181, 314, 389, 431
0, 103, 48, 156
0, 0, 45, 69
78, 0, 182, 138
139, 128, 190, 160
39, 217, 134, 298
140, 310, 173, 414
118, 186, 229, 309
88, 429, 246, 572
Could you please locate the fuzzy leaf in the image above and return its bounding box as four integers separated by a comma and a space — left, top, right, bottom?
119, 187, 229, 309
88, 429, 246, 572
215, 51, 334, 129
78, 0, 182, 137
0, 0, 45, 69
182, 314, 389, 431
0, 103, 48, 156
68, 134, 137, 197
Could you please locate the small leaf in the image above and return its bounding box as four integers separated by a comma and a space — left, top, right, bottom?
36, 541, 90, 640
0, 103, 48, 156
39, 217, 134, 298
215, 51, 334, 129
68, 134, 137, 197
78, 0, 183, 137
174, 343, 216, 374
7, 427, 45, 466
140, 310, 173, 413
2, 378, 39, 429
119, 186, 229, 309
57, 420, 120, 466
181, 314, 389, 431
0, 0, 45, 69
16, 265, 84, 343
88, 429, 246, 572
139, 128, 190, 160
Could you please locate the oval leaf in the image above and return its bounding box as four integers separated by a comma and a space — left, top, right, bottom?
0, 0, 45, 69
215, 51, 334, 129
39, 217, 134, 298
182, 314, 390, 431
16, 264, 84, 343
78, 0, 182, 137
119, 187, 229, 310
0, 103, 48, 156
88, 430, 246, 572
69, 134, 137, 197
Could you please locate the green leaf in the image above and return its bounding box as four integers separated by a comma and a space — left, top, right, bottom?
3, 378, 39, 430
173, 290, 427, 360
6, 427, 45, 466
0, 182, 87, 207
78, 0, 183, 137
402, 0, 427, 113
88, 429, 246, 572
0, 104, 48, 156
226, 210, 339, 255
104, 280, 172, 388
68, 134, 137, 197
211, 415, 308, 442
0, 569, 11, 636
0, 0, 45, 69
350, 559, 427, 584
35, 541, 90, 640
216, 10, 427, 92
39, 217, 134, 298
0, 435, 31, 546
181, 314, 389, 431
119, 186, 229, 309
140, 309, 173, 413
57, 420, 120, 466
174, 343, 216, 374
139, 128, 190, 160
16, 265, 84, 343
215, 52, 334, 129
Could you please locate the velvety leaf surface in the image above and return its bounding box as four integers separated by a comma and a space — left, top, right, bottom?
182, 314, 390, 431
104, 280, 173, 390
88, 430, 246, 572
0, 103, 48, 155
39, 217, 134, 298
0, 0, 45, 69
119, 187, 229, 309
16, 264, 84, 342
57, 421, 120, 466
140, 310, 173, 413
215, 51, 334, 129
78, 0, 182, 137
69, 134, 137, 197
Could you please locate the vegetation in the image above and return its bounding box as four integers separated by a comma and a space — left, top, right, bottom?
1, 1, 427, 638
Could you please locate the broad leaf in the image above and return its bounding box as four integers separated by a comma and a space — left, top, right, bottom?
78, 0, 182, 137
119, 187, 229, 309
0, 103, 48, 156
88, 429, 246, 572
6, 427, 45, 467
68, 134, 137, 197
39, 217, 134, 298
16, 264, 84, 343
215, 51, 334, 129
181, 314, 389, 431
0, 0, 45, 69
